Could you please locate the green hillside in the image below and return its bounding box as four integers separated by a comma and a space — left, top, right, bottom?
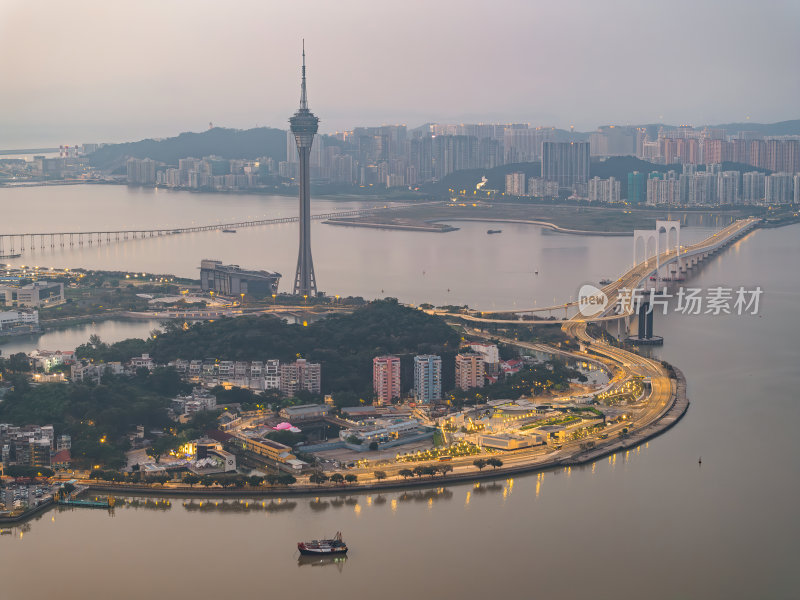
88, 126, 288, 170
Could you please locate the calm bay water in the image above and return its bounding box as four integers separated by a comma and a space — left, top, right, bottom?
0, 319, 163, 356
1, 185, 797, 599
1, 185, 722, 310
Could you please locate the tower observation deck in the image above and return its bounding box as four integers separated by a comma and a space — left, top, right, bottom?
290, 42, 319, 297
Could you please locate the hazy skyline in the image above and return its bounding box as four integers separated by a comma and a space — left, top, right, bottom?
1, 0, 798, 147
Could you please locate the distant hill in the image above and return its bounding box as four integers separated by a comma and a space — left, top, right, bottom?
624, 119, 800, 138
88, 126, 287, 170
709, 119, 800, 137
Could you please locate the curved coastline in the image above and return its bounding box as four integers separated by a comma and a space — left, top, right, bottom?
430, 217, 632, 236
76, 368, 687, 501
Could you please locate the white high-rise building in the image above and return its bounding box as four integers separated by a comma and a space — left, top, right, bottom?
587, 176, 621, 203
765, 173, 794, 204
742, 172, 766, 204
794, 175, 800, 204
126, 158, 156, 185
528, 177, 559, 198
505, 172, 526, 196
469, 342, 499, 365
503, 127, 554, 163
647, 176, 681, 205
717, 171, 740, 205
413, 355, 442, 404
686, 172, 716, 205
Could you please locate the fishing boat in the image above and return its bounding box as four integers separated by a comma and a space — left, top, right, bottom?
298, 531, 348, 555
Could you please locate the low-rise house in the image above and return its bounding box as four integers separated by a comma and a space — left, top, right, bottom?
70, 361, 123, 383
218, 361, 234, 377
52, 449, 72, 470
29, 349, 75, 372
234, 361, 248, 377
171, 388, 217, 419
500, 359, 524, 375
129, 353, 154, 371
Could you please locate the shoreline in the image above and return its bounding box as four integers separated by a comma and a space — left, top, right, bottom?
324, 218, 458, 233
432, 217, 631, 236
75, 368, 687, 501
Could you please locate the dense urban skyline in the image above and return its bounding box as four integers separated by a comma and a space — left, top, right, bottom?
1, 0, 798, 147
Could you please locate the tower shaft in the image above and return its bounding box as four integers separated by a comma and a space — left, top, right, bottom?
293, 144, 316, 296
289, 42, 319, 297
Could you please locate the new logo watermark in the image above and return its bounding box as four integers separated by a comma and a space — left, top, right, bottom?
578, 284, 609, 317
616, 286, 763, 316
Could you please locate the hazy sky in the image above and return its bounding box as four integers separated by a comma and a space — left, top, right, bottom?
1, 0, 798, 147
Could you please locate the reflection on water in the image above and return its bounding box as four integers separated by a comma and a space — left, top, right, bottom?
121, 498, 173, 511
396, 487, 454, 504
471, 482, 504, 494
297, 554, 347, 571
1, 482, 522, 538
55, 506, 116, 518
182, 499, 297, 514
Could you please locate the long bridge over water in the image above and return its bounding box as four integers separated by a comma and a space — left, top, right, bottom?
434, 216, 761, 326
0, 203, 430, 257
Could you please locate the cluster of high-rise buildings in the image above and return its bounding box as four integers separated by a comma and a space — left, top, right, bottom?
128, 156, 273, 189
125, 118, 799, 203
373, 343, 500, 405
641, 127, 800, 171
281, 124, 507, 188
641, 165, 800, 205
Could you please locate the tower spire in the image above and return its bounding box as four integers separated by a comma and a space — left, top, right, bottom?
300, 39, 308, 110
290, 39, 319, 298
